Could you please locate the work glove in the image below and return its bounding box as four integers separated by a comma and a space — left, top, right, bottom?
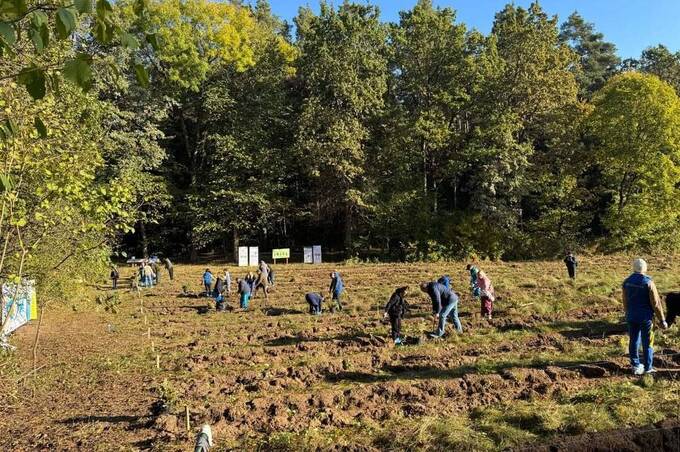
662, 320, 668, 329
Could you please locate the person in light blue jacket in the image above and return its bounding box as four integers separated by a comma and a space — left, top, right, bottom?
329, 271, 344, 312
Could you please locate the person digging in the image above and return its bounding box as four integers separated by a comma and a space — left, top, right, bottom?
420, 280, 462, 338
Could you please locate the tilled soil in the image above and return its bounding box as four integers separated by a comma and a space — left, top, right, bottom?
1, 260, 679, 451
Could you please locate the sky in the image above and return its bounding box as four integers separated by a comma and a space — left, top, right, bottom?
263, 0, 680, 59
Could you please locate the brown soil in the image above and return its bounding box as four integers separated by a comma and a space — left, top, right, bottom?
0, 261, 678, 451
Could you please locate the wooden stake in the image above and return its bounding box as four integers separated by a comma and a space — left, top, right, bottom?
155, 354, 160, 369
151, 341, 155, 352
144, 315, 147, 325
185, 406, 190, 431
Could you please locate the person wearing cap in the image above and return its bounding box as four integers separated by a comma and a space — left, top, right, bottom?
622, 258, 668, 375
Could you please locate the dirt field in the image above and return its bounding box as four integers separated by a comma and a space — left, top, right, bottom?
1, 257, 680, 451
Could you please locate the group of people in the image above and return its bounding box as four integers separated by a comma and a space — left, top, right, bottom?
116, 250, 672, 377
304, 271, 345, 314
201, 261, 276, 311
110, 257, 174, 289
380, 266, 496, 345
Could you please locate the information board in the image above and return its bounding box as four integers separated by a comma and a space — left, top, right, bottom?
303, 247, 313, 264
238, 246, 249, 267
248, 246, 259, 266
313, 245, 322, 264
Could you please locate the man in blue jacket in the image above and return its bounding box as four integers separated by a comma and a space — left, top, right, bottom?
622, 258, 668, 375
420, 280, 462, 338
329, 271, 344, 312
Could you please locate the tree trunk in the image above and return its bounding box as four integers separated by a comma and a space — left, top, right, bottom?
422, 139, 428, 195
344, 204, 353, 252
232, 228, 240, 264
433, 178, 438, 214
139, 220, 149, 258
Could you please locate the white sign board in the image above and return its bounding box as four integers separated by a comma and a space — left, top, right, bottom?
303, 247, 313, 264
313, 245, 322, 264
248, 247, 259, 266
238, 246, 249, 267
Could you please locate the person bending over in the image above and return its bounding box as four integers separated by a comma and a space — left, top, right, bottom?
420, 280, 462, 338
306, 292, 324, 315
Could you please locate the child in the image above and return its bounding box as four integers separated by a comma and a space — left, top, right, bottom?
466, 264, 480, 298
477, 270, 495, 320
202, 269, 213, 296
384, 286, 409, 344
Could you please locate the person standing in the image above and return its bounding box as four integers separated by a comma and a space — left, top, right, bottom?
564, 251, 578, 279
202, 269, 213, 297
213, 276, 225, 311
384, 286, 409, 344
420, 280, 462, 338
466, 264, 480, 298
245, 272, 256, 294
305, 292, 325, 315
223, 269, 232, 294
254, 262, 270, 302
329, 271, 345, 312
164, 258, 174, 281
110, 266, 119, 290
622, 258, 668, 375
237, 278, 252, 310
477, 270, 496, 320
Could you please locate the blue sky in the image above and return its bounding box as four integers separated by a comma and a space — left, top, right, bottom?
262, 1, 680, 59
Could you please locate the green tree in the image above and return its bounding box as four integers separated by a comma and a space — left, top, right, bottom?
559, 11, 620, 98
637, 45, 680, 93
293, 1, 388, 250
588, 72, 680, 250
388, 0, 470, 213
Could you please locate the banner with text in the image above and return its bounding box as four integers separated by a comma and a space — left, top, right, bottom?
272, 248, 290, 260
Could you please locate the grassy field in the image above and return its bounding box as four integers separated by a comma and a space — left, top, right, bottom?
1, 256, 679, 451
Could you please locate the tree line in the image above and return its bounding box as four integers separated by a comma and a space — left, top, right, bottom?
2, 1, 680, 304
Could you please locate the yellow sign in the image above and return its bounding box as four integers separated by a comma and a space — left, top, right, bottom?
272, 248, 290, 259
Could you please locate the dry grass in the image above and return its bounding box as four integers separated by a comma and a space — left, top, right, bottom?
0, 255, 678, 450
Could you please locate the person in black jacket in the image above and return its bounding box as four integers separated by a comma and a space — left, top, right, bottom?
384, 286, 409, 344
564, 251, 578, 279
